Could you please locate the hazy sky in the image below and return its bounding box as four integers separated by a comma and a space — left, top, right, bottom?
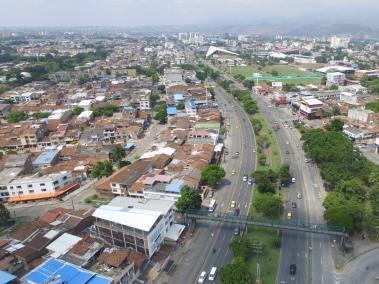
1, 0, 379, 27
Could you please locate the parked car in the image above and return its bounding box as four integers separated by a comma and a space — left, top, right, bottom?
297, 193, 302, 199
234, 226, 240, 236
292, 202, 297, 208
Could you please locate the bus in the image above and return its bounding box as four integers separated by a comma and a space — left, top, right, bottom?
208, 199, 217, 212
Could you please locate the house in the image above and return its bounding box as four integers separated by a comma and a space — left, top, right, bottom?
7, 171, 79, 203
91, 197, 180, 258
96, 160, 153, 196
139, 96, 150, 110
348, 108, 376, 125
94, 247, 147, 284
299, 97, 324, 119
22, 258, 112, 284
0, 104, 11, 118
340, 92, 360, 105
32, 149, 60, 168
327, 72, 346, 85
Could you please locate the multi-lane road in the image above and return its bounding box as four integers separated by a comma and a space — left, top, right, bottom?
254, 93, 335, 284
164, 82, 256, 284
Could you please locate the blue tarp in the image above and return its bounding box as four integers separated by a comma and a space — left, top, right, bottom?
124, 143, 135, 150
167, 106, 177, 115
0, 270, 17, 284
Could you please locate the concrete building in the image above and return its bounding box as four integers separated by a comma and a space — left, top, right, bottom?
299, 97, 324, 119
348, 108, 376, 125
330, 36, 350, 49
327, 72, 346, 85
92, 197, 180, 258
139, 96, 150, 110
340, 92, 359, 105
7, 171, 77, 203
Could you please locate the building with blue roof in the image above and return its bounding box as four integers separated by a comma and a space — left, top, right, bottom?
0, 271, 17, 284
166, 106, 177, 116
22, 258, 112, 284
173, 93, 184, 102
32, 149, 60, 168
165, 179, 185, 194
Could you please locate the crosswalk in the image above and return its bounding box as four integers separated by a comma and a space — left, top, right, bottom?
333, 272, 341, 284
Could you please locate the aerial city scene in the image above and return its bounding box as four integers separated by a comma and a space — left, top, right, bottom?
0, 0, 379, 283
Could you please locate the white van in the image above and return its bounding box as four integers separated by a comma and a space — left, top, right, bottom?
209, 267, 217, 281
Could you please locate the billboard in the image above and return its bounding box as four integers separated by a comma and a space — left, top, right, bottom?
272, 82, 283, 87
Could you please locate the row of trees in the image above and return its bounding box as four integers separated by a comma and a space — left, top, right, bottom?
251, 166, 290, 217
230, 89, 258, 115
301, 120, 379, 234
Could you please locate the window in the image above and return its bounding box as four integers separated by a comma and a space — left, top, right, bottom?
28, 190, 34, 194
41, 189, 47, 192
16, 186, 21, 189
62, 176, 67, 180
18, 191, 23, 194
40, 183, 45, 186
10, 186, 13, 189
28, 184, 33, 188
53, 180, 58, 185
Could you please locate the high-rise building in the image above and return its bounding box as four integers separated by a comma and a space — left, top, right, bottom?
330, 36, 350, 49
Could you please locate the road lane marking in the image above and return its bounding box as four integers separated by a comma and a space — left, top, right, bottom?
222, 234, 226, 240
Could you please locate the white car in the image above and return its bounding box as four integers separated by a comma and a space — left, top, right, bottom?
243, 175, 248, 182
209, 267, 217, 281
248, 178, 252, 185
198, 271, 207, 283
292, 177, 296, 183
252, 149, 256, 153
297, 193, 302, 199
231, 170, 236, 175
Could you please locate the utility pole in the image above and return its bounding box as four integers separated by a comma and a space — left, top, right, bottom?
252, 240, 263, 284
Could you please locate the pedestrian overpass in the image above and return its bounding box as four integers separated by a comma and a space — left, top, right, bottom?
245, 74, 322, 82
184, 209, 348, 238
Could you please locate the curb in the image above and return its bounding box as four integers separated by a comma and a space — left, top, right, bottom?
335, 246, 379, 272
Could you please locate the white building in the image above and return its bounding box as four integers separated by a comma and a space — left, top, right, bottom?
348, 108, 376, 124
92, 197, 183, 258
48, 109, 72, 122
327, 72, 346, 85
77, 110, 94, 121
7, 171, 74, 201
330, 36, 350, 49
340, 92, 359, 105
77, 99, 93, 111
139, 96, 151, 110
8, 91, 45, 104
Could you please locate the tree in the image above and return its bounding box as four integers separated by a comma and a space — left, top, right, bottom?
176, 102, 185, 110
201, 165, 226, 187
365, 102, 379, 113
154, 107, 167, 123
151, 73, 159, 83
0, 203, 10, 222
321, 76, 327, 85
335, 178, 367, 201
118, 160, 131, 168
242, 79, 254, 90
8, 111, 25, 123
111, 145, 125, 162
326, 118, 344, 132
278, 164, 291, 185
229, 237, 252, 259
33, 112, 51, 119
219, 257, 253, 284
176, 186, 202, 212
253, 193, 283, 216
91, 160, 113, 179
330, 84, 339, 90
251, 118, 262, 135
157, 84, 165, 93
271, 69, 279, 76
331, 105, 341, 115
72, 107, 84, 116
252, 169, 277, 194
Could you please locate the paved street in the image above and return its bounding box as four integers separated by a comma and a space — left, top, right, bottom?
338, 248, 379, 284
158, 81, 256, 284
255, 95, 334, 284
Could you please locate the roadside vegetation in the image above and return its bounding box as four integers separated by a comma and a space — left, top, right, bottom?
300, 119, 379, 236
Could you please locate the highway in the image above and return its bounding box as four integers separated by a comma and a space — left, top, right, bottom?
254, 94, 335, 284
165, 82, 256, 284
